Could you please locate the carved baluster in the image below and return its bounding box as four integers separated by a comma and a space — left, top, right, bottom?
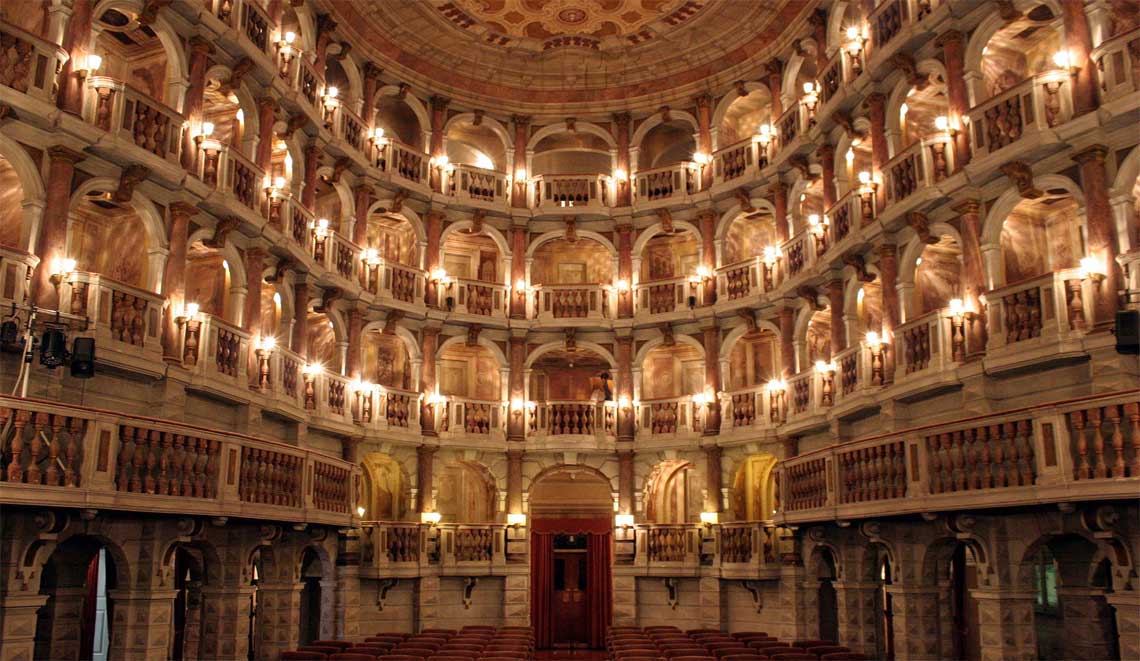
976, 426, 992, 488
157, 432, 172, 494
1003, 422, 1020, 487
1105, 405, 1124, 478
927, 435, 942, 493
1017, 419, 1035, 484
990, 424, 1007, 487
174, 435, 189, 496
117, 426, 135, 491
1089, 407, 1106, 478
65, 418, 82, 487
205, 440, 219, 498
144, 430, 160, 493
1071, 410, 1090, 479
25, 412, 48, 485
894, 442, 907, 497
1126, 403, 1140, 477
43, 415, 63, 486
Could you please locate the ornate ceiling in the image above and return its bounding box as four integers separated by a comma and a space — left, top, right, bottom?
321, 0, 813, 116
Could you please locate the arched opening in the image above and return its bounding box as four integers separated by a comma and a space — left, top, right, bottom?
806, 307, 833, 365
259, 287, 285, 344
366, 212, 417, 267
797, 179, 825, 235
436, 460, 496, 523
92, 8, 174, 106
814, 547, 840, 644
868, 544, 895, 660
840, 137, 874, 198
304, 312, 338, 371
998, 190, 1083, 285
528, 465, 614, 650
976, 5, 1063, 105
640, 343, 703, 401
727, 328, 779, 389
360, 453, 408, 521
170, 546, 206, 661
373, 94, 423, 150
445, 119, 507, 172
324, 58, 352, 110
854, 279, 883, 339
723, 208, 778, 266
268, 138, 293, 191
362, 330, 412, 390
730, 453, 778, 521
531, 237, 613, 286
1023, 534, 1119, 660
912, 235, 963, 316
532, 132, 611, 176
297, 548, 323, 646
639, 229, 700, 282
945, 541, 981, 661
34, 537, 119, 661
440, 227, 501, 283
438, 342, 501, 401
719, 88, 775, 147
69, 190, 154, 289
529, 348, 612, 437
313, 177, 344, 232
637, 120, 696, 170
201, 76, 245, 153
643, 459, 699, 523
247, 548, 262, 661
0, 151, 27, 248
185, 241, 237, 324
898, 77, 951, 151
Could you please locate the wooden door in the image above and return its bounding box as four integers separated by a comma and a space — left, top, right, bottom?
552, 550, 588, 645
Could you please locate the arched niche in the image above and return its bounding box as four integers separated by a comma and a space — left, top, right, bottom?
437, 341, 503, 401
530, 237, 614, 285
721, 208, 778, 266
851, 277, 884, 338
184, 239, 240, 325
636, 119, 696, 170
805, 307, 833, 365
639, 342, 704, 401
304, 310, 341, 371
366, 211, 419, 267
997, 190, 1084, 286
444, 115, 510, 172
440, 226, 503, 283
643, 458, 699, 524
0, 149, 32, 249
529, 347, 613, 403
638, 229, 700, 282
91, 5, 185, 108
730, 453, 778, 521
528, 465, 614, 517
68, 189, 161, 291
373, 88, 427, 150
966, 2, 1064, 106
360, 453, 408, 521
910, 235, 964, 317
889, 66, 951, 154
531, 130, 612, 176
201, 67, 255, 158
437, 460, 497, 523
716, 86, 775, 148
34, 535, 125, 661
726, 327, 780, 389
362, 329, 414, 390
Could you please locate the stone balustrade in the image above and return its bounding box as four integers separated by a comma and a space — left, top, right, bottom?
531, 173, 612, 209
0, 244, 38, 307
713, 138, 765, 186
966, 70, 1073, 161
453, 277, 507, 318
0, 20, 68, 109
439, 397, 503, 437
445, 164, 510, 206
62, 272, 164, 364
635, 277, 692, 316
638, 397, 698, 436
531, 283, 611, 320
1092, 27, 1140, 105
179, 312, 250, 387
0, 395, 357, 526
82, 76, 184, 165
775, 390, 1140, 524
985, 268, 1090, 357
882, 134, 954, 208
635, 161, 698, 204
716, 257, 765, 301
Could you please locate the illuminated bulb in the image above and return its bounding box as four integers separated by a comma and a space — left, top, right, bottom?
915, 257, 923, 265
696, 265, 711, 279
618, 396, 631, 408
615, 279, 630, 292
372, 127, 385, 140
846, 26, 861, 41
303, 362, 324, 376
274, 176, 286, 189
434, 155, 449, 168
473, 152, 494, 170
357, 505, 366, 517
865, 330, 883, 347
857, 287, 865, 303
259, 336, 276, 352
766, 378, 787, 392
421, 511, 441, 525
235, 108, 243, 122
363, 247, 379, 263
808, 213, 821, 227
692, 152, 710, 165
759, 124, 772, 138
858, 171, 872, 185
284, 31, 296, 45
899, 102, 908, 117
949, 298, 965, 316
1053, 50, 1073, 69
514, 168, 527, 180
431, 267, 449, 282
846, 148, 855, 164
316, 218, 330, 234
699, 511, 719, 525
185, 302, 200, 318
85, 54, 103, 72
802, 81, 816, 95
526, 400, 536, 411
515, 278, 526, 291
53, 257, 77, 275
507, 513, 527, 527
934, 116, 949, 131
325, 86, 338, 99
763, 246, 780, 263
612, 167, 627, 181
201, 121, 215, 137
615, 514, 634, 528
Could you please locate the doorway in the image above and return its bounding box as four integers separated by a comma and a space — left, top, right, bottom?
298, 548, 322, 645
553, 534, 589, 646
816, 548, 839, 643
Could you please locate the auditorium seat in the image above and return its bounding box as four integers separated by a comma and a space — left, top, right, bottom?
331, 653, 378, 661
282, 653, 326, 661
315, 640, 355, 650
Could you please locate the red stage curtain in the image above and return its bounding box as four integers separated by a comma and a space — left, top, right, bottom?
530, 531, 555, 648
586, 532, 613, 649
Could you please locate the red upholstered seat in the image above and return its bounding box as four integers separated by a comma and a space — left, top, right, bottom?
282, 653, 327, 661
314, 640, 354, 650
331, 653, 378, 661
376, 656, 423, 661
731, 632, 769, 640
791, 640, 834, 649
300, 646, 343, 655
821, 654, 870, 660
770, 654, 817, 660
721, 655, 767, 661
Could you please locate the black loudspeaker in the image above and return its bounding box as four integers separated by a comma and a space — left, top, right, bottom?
39, 328, 68, 368
1117, 309, 1139, 355
71, 337, 96, 378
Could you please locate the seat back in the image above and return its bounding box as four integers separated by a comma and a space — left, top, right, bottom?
282, 653, 327, 661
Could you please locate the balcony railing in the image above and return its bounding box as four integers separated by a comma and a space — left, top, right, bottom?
83, 77, 184, 165
197, 143, 264, 213
966, 70, 1073, 161
363, 522, 427, 571
0, 20, 68, 106
985, 268, 1089, 354
635, 161, 697, 203
779, 228, 817, 279
0, 244, 37, 307
0, 394, 357, 526
635, 277, 692, 316
531, 174, 611, 209
867, 0, 940, 56
1092, 28, 1140, 105
776, 390, 1140, 523
826, 189, 874, 246
882, 135, 954, 208
532, 401, 610, 439
445, 164, 510, 206
440, 397, 504, 437
894, 307, 965, 380
179, 313, 250, 387
716, 257, 766, 301
389, 141, 429, 186
438, 523, 508, 569
716, 522, 780, 572
205, 0, 275, 57
62, 272, 164, 361
714, 138, 765, 186
453, 278, 507, 318
532, 284, 612, 320
638, 397, 700, 436
634, 524, 701, 569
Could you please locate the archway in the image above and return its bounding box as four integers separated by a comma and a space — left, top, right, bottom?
529, 465, 614, 650
305, 311, 340, 372
444, 116, 508, 172
969, 3, 1064, 107
362, 330, 413, 391
170, 546, 206, 661
730, 453, 778, 521
717, 87, 776, 148
643, 458, 699, 523
297, 547, 323, 646
185, 239, 239, 324
69, 189, 157, 289
436, 460, 497, 523
531, 129, 613, 177
812, 546, 840, 644
996, 190, 1084, 286
0, 151, 27, 249
912, 235, 963, 316
34, 536, 121, 661
722, 208, 778, 266
868, 543, 895, 660
360, 452, 408, 521
637, 119, 697, 170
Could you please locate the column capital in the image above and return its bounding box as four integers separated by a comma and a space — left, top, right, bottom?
189, 35, 215, 55
429, 95, 451, 111
47, 145, 85, 164
362, 62, 384, 82
168, 201, 200, 221
952, 198, 983, 216
257, 95, 277, 111
304, 141, 322, 157
817, 142, 836, 160
612, 111, 631, 126
769, 179, 788, 195
1072, 144, 1109, 165
865, 91, 888, 111
934, 29, 965, 48
511, 114, 532, 127
244, 245, 270, 260
692, 93, 714, 109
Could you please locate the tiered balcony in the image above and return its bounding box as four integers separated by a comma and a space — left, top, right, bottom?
716, 257, 768, 304
196, 143, 265, 220
444, 164, 511, 208
61, 272, 165, 371
0, 245, 37, 307
983, 268, 1092, 369
177, 312, 251, 392
630, 524, 702, 575
638, 397, 702, 438
361, 522, 517, 580
865, 0, 944, 68
825, 188, 875, 250
1092, 28, 1140, 110
881, 135, 954, 214
966, 70, 1073, 164
440, 397, 505, 441
635, 161, 698, 206
452, 278, 508, 319
81, 76, 185, 169
202, 0, 275, 60
0, 394, 357, 526
778, 228, 819, 280
531, 284, 613, 322
893, 307, 968, 389
776, 390, 1140, 524
773, 103, 812, 158
0, 21, 68, 119
312, 230, 361, 285
531, 174, 612, 211
713, 138, 767, 188
528, 401, 615, 445
635, 277, 693, 318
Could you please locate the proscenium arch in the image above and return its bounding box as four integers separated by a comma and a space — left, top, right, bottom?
524, 340, 617, 370
525, 462, 617, 498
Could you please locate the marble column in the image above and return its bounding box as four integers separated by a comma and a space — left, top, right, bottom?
771, 180, 790, 243
428, 96, 449, 192
55, 0, 93, 116
1073, 145, 1120, 327
779, 304, 797, 377
254, 582, 303, 660
878, 243, 900, 383
866, 93, 889, 210
511, 115, 530, 208
424, 211, 443, 308
766, 60, 784, 120
1060, 0, 1100, 116
887, 584, 945, 660
702, 322, 722, 435
510, 226, 527, 319
507, 449, 524, 514
618, 449, 635, 515
694, 94, 714, 188
334, 532, 362, 642
345, 306, 364, 379
827, 279, 847, 355
255, 96, 277, 173
32, 146, 85, 309
312, 14, 338, 81
352, 183, 371, 247
181, 37, 214, 171
507, 334, 526, 441
243, 247, 267, 336
301, 142, 321, 211
162, 202, 198, 362
819, 143, 837, 211
699, 208, 718, 304
616, 335, 635, 442
360, 63, 383, 127
704, 444, 722, 512
291, 280, 309, 358
613, 112, 632, 206
954, 200, 988, 358
416, 444, 437, 512
617, 224, 634, 318
419, 326, 439, 437
936, 30, 971, 171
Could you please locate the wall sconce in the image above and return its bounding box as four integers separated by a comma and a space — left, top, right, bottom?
934, 115, 958, 136
612, 167, 628, 182
846, 27, 865, 72
302, 362, 322, 409
175, 301, 200, 327
802, 81, 819, 110
756, 124, 774, 147
77, 53, 102, 78
947, 297, 975, 362
1079, 256, 1105, 284
1053, 50, 1079, 73
430, 268, 454, 309
857, 170, 874, 189
255, 335, 275, 390
766, 378, 787, 423
279, 30, 297, 53
507, 513, 527, 528
699, 511, 719, 528
614, 279, 631, 296
857, 171, 878, 220
846, 148, 856, 165
323, 86, 339, 107
808, 213, 828, 235
356, 505, 366, 518
865, 331, 887, 385
510, 397, 525, 419
514, 278, 528, 299
815, 359, 836, 406
49, 257, 77, 288
313, 217, 330, 238
370, 127, 387, 143
514, 168, 527, 181
615, 513, 634, 529
421, 511, 442, 526
762, 246, 781, 289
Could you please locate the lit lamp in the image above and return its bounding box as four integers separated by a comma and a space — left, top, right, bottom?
1053, 50, 1079, 73
766, 378, 787, 423
1079, 256, 1105, 284
302, 362, 323, 410
692, 151, 711, 182
356, 505, 366, 518
507, 513, 527, 528
757, 123, 774, 147
311, 217, 331, 261
699, 511, 719, 529
846, 26, 865, 73
77, 53, 102, 78
614, 279, 631, 297
49, 257, 77, 289
865, 331, 887, 385
808, 213, 829, 253
514, 278, 528, 302
615, 513, 634, 529
430, 268, 454, 310
857, 170, 877, 221
510, 397, 525, 420
934, 115, 958, 136
947, 297, 973, 362
815, 359, 837, 406
612, 167, 628, 202
421, 511, 442, 526
762, 245, 781, 290
361, 247, 382, 292
254, 335, 275, 390
802, 81, 820, 119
